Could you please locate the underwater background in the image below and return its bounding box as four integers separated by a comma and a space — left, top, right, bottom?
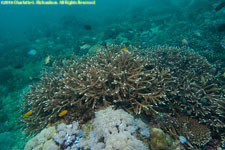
0, 0, 225, 150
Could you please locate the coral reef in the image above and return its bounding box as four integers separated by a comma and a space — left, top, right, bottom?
53, 121, 85, 149
161, 115, 212, 148
22, 44, 171, 136
216, 98, 225, 121
22, 45, 224, 139
24, 126, 58, 150
143, 46, 224, 128
150, 128, 173, 150
1, 1, 225, 150
87, 107, 149, 150
24, 107, 151, 150
186, 118, 211, 146
24, 121, 86, 150
222, 133, 225, 149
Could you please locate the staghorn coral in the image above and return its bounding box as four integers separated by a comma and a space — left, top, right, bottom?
21, 44, 224, 136
221, 133, 225, 149
143, 46, 224, 128
22, 44, 171, 136
216, 92, 225, 125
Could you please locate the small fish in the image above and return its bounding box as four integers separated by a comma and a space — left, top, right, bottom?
80, 44, 91, 49
179, 136, 187, 144
45, 55, 51, 64
28, 49, 37, 56
66, 59, 72, 63
23, 111, 33, 118
74, 137, 80, 144
182, 39, 189, 45
121, 48, 128, 51
128, 28, 133, 33
215, 1, 225, 11
58, 110, 68, 117
29, 76, 41, 81
81, 41, 85, 44
100, 32, 104, 35
84, 25, 92, 30
13, 64, 24, 69
218, 23, 225, 32
223, 72, 225, 78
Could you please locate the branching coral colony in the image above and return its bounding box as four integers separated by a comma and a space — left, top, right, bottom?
22, 45, 224, 145
22, 44, 171, 136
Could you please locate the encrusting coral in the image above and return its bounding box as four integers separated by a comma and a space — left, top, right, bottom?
21, 44, 224, 138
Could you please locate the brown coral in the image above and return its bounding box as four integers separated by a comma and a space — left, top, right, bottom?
143, 46, 224, 127
216, 94, 225, 121
21, 45, 224, 137
22, 45, 171, 136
